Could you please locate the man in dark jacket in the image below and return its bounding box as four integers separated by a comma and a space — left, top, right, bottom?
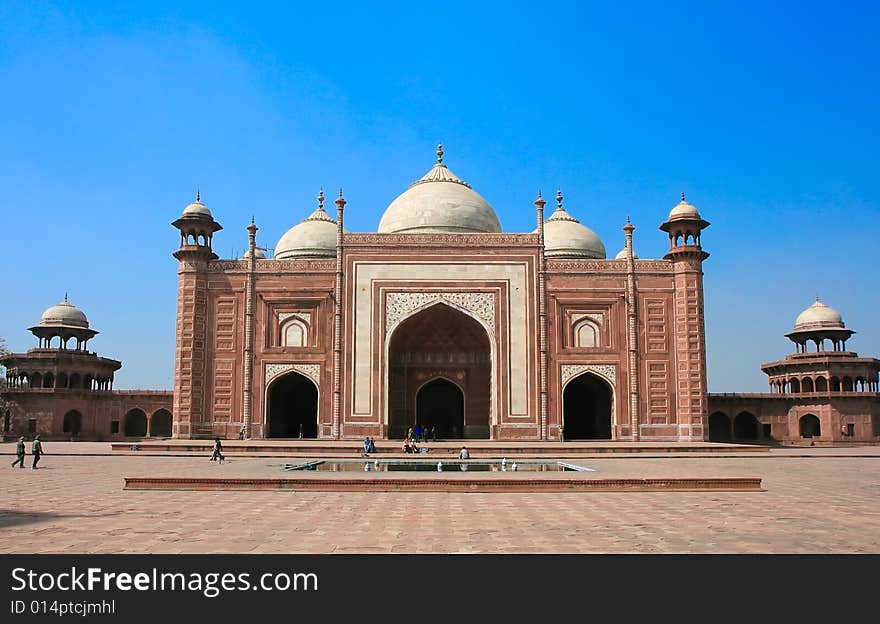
11, 437, 25, 468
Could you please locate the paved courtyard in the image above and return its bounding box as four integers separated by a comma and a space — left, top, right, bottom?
1, 443, 878, 553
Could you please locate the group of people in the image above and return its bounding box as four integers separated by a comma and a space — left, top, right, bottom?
409, 424, 437, 443
11, 436, 42, 469
362, 437, 376, 454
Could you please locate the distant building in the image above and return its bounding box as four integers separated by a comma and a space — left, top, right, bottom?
1, 296, 172, 440
708, 298, 880, 444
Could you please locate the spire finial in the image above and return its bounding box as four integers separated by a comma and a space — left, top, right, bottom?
318, 188, 325, 210
681, 191, 686, 202
556, 188, 563, 210
251, 215, 255, 225
196, 189, 201, 202
538, 190, 542, 199
815, 292, 820, 303
627, 214, 631, 224
335, 188, 346, 209
437, 143, 444, 164
64, 291, 68, 303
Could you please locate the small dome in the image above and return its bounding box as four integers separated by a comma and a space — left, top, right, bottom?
538, 191, 606, 259
241, 248, 267, 260
39, 296, 89, 329
275, 192, 345, 259
378, 145, 502, 234
794, 298, 845, 331
182, 192, 212, 217
668, 193, 700, 220
615, 247, 638, 260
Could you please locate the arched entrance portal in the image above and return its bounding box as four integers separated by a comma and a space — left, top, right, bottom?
63, 410, 82, 436
800, 414, 821, 438
416, 378, 464, 439
734, 412, 758, 441
150, 409, 173, 438
708, 412, 732, 442
563, 373, 613, 439
267, 372, 318, 438
388, 303, 491, 439
123, 408, 147, 437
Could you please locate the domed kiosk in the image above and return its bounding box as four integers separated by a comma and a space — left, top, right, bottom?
538, 190, 606, 259
275, 190, 345, 259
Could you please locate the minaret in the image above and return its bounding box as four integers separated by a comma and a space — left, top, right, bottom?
333, 188, 346, 440
171, 192, 223, 438
535, 192, 548, 440
660, 193, 710, 441
623, 217, 640, 440
242, 217, 258, 440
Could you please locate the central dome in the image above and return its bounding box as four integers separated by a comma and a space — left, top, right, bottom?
793, 297, 845, 331
378, 145, 502, 234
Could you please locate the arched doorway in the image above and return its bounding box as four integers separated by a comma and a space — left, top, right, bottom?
416, 378, 464, 439
267, 372, 318, 438
150, 409, 173, 437
388, 303, 491, 439
562, 373, 613, 440
62, 410, 82, 436
800, 414, 821, 438
708, 412, 732, 442
123, 408, 147, 437
733, 412, 758, 440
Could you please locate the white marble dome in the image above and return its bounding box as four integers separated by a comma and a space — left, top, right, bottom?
182, 192, 212, 217
538, 192, 606, 259
241, 248, 267, 260
794, 298, 845, 330
668, 193, 701, 220
378, 146, 502, 234
615, 247, 638, 260
39, 297, 89, 328
275, 194, 346, 259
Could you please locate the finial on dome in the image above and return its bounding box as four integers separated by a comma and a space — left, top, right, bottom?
556, 189, 563, 210
816, 293, 820, 303
64, 291, 68, 303
318, 188, 325, 210
197, 189, 201, 202
681, 192, 686, 202
437, 143, 444, 164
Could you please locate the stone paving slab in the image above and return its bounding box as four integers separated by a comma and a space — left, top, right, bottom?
0, 451, 878, 553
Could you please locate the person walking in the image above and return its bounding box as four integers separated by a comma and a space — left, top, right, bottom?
31, 436, 43, 469
210, 437, 225, 463
11, 437, 26, 468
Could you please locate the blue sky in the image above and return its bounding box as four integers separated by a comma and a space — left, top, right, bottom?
1, 1, 878, 391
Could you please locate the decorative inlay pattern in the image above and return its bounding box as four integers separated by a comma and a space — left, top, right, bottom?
208, 259, 335, 273
345, 233, 539, 247
561, 364, 616, 386
265, 363, 321, 385
547, 259, 673, 273
385, 292, 495, 336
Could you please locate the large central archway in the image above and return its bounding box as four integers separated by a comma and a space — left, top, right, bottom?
388, 303, 491, 439
267, 371, 318, 438
563, 373, 613, 439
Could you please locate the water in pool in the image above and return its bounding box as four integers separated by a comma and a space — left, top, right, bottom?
282, 460, 591, 472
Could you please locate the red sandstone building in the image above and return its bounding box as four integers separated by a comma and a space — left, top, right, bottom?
171, 146, 713, 441
4, 148, 877, 444
707, 298, 880, 445
1, 297, 173, 441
